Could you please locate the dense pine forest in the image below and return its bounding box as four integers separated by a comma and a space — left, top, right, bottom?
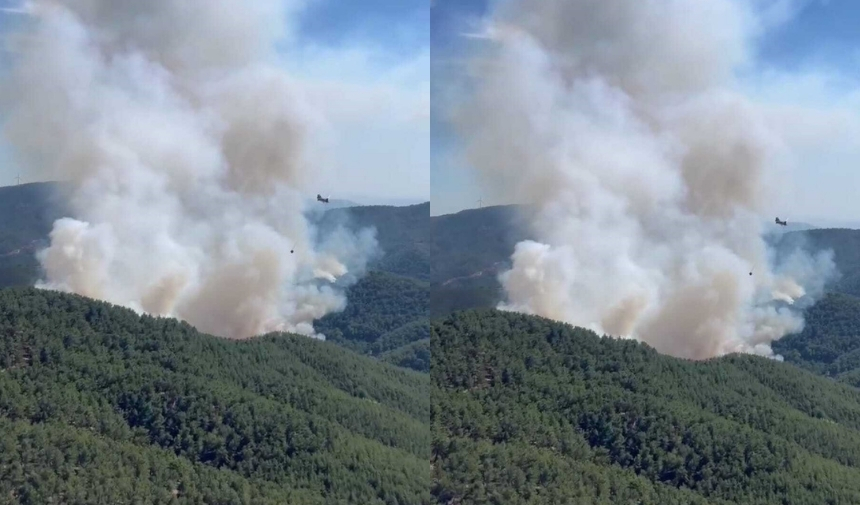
314, 270, 429, 372
312, 204, 429, 372
432, 309, 860, 504
0, 287, 430, 504
773, 292, 860, 383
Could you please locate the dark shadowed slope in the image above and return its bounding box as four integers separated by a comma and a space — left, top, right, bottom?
773, 229, 860, 298
319, 202, 430, 282
0, 182, 69, 289
0, 182, 69, 253
314, 270, 428, 354
0, 287, 430, 504
429, 204, 527, 285
298, 204, 432, 370
432, 309, 860, 505
773, 292, 860, 383
429, 205, 529, 317
380, 338, 430, 373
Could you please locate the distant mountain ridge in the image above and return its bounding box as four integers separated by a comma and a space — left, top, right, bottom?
765, 221, 819, 234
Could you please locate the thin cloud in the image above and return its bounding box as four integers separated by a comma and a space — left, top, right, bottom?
0, 1, 36, 16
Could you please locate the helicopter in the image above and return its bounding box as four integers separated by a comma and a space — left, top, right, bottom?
775, 217, 787, 226
316, 194, 330, 204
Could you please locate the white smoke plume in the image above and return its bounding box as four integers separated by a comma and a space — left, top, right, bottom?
449, 0, 837, 360
0, 0, 379, 339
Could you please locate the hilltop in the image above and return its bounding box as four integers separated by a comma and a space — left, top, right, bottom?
429, 205, 526, 284
432, 309, 860, 504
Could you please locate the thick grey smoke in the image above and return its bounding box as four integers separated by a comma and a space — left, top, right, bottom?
0, 0, 378, 339
451, 0, 836, 360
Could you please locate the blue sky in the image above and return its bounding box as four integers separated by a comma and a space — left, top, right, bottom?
430, 0, 489, 215
0, 0, 429, 204
757, 0, 860, 71
430, 0, 860, 221
288, 0, 429, 204
301, 0, 427, 58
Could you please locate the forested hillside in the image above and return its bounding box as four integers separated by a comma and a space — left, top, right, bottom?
432, 309, 860, 504
314, 203, 430, 371
0, 182, 68, 289
429, 205, 525, 284
0, 287, 430, 504
319, 202, 429, 282
429, 205, 527, 317
776, 228, 860, 298
314, 271, 429, 372
773, 292, 860, 384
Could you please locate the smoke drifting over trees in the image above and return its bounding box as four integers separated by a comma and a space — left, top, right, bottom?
0, 0, 379, 339
448, 0, 836, 359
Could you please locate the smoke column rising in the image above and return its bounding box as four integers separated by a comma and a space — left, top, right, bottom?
450, 0, 836, 359
0, 0, 379, 339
